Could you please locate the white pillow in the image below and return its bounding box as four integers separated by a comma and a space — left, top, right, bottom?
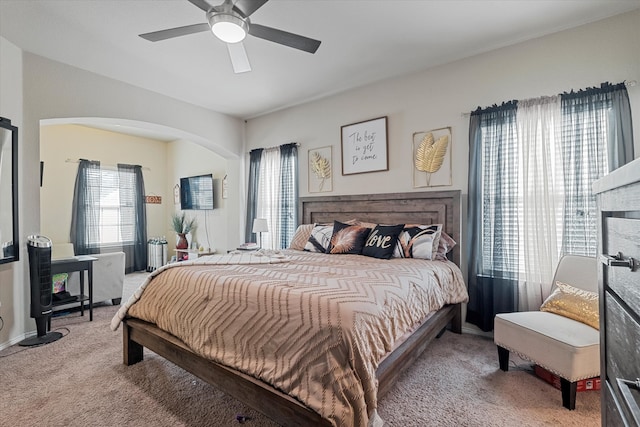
393, 224, 442, 260
303, 224, 334, 253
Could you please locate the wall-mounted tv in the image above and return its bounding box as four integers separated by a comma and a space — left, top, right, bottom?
180, 174, 214, 210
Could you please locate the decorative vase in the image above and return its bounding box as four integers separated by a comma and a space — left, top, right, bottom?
176, 233, 188, 261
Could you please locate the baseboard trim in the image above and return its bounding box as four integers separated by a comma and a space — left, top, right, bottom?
0, 331, 36, 351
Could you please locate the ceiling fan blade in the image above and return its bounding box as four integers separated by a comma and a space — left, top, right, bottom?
233, 0, 269, 17
249, 23, 321, 54
139, 23, 210, 42
187, 0, 214, 12
227, 42, 251, 73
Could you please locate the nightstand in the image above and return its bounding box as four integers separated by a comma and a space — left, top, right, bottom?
175, 249, 216, 260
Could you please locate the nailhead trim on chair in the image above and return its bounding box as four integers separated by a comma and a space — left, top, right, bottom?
494, 341, 600, 382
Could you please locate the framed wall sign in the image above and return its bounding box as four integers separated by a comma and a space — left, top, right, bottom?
341, 116, 388, 175
173, 184, 180, 205
222, 174, 228, 199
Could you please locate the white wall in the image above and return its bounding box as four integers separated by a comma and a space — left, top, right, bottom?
245, 11, 640, 331
38, 124, 239, 261
0, 50, 244, 348
0, 37, 26, 347
39, 124, 169, 244
166, 139, 242, 254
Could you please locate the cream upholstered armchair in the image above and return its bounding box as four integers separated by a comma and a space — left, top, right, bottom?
493, 255, 599, 410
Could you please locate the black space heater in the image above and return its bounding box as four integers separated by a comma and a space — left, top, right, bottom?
18, 235, 63, 346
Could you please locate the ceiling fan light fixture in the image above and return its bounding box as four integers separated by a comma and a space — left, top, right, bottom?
209, 13, 248, 43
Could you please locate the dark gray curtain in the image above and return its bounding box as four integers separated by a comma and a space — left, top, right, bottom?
608, 83, 635, 170
466, 102, 519, 332
560, 82, 635, 255
466, 82, 634, 332
245, 148, 263, 243
70, 159, 101, 255
118, 164, 147, 273
279, 143, 298, 249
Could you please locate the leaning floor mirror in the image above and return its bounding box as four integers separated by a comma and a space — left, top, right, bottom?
0, 116, 19, 264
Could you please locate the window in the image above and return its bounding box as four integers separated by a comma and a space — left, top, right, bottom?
467, 82, 634, 331
560, 94, 611, 257
246, 143, 298, 249
71, 160, 147, 272
478, 91, 622, 276
479, 110, 521, 275
79, 167, 137, 248
88, 168, 136, 247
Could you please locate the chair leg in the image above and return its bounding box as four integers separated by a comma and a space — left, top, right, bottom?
497, 346, 509, 371
560, 378, 577, 410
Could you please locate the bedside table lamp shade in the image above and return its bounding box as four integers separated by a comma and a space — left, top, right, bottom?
252, 218, 269, 248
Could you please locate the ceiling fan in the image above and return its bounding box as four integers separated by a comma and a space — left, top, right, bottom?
139, 0, 321, 74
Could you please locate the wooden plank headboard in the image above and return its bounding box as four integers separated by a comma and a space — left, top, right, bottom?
299, 190, 461, 266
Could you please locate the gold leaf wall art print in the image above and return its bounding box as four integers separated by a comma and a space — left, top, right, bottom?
413, 127, 452, 188
308, 146, 333, 193
311, 152, 331, 186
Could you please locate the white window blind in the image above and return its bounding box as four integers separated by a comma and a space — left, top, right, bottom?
559, 100, 610, 256
86, 168, 136, 247
481, 100, 609, 276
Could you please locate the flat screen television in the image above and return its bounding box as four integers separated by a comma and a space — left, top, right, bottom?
180, 174, 214, 210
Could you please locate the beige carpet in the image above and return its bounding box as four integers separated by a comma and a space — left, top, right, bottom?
0, 277, 600, 427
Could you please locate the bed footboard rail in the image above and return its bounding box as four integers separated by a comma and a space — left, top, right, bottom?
122, 317, 331, 427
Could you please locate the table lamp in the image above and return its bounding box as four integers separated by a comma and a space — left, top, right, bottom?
252, 218, 269, 248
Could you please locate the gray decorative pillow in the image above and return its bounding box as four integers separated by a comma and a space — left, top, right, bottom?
393, 224, 443, 260
434, 231, 456, 261
304, 224, 334, 253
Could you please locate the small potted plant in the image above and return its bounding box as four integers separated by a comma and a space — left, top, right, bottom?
171, 212, 197, 260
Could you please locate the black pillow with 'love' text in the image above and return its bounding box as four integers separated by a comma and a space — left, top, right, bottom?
362, 224, 405, 259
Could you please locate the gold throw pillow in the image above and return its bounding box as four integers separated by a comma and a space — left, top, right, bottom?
540, 281, 599, 330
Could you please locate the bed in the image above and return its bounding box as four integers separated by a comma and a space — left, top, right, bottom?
112, 190, 467, 427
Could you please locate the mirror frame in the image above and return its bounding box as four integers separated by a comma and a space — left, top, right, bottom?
0, 116, 19, 265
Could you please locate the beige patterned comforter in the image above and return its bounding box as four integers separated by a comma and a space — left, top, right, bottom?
112, 250, 468, 427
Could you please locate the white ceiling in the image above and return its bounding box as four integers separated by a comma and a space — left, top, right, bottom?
1, 0, 639, 120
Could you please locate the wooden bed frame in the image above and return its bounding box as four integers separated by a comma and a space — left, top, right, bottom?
122, 190, 463, 426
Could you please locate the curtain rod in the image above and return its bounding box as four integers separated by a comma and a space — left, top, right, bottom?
460, 79, 638, 118
247, 142, 300, 155
65, 158, 150, 171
